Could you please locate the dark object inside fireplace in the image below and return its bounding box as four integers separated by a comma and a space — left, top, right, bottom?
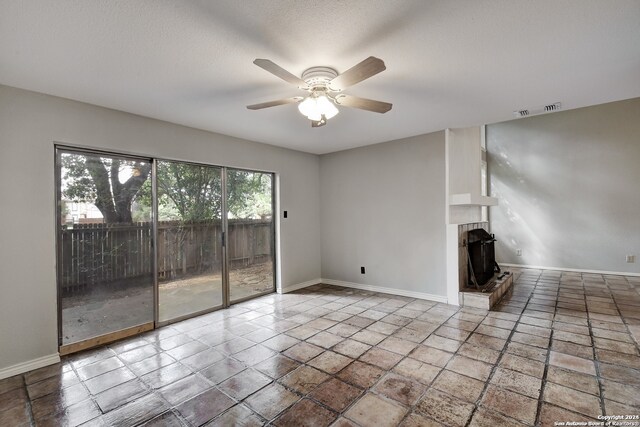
467, 228, 501, 289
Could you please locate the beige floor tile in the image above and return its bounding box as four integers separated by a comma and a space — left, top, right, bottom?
475, 325, 512, 340
279, 366, 330, 394
392, 358, 441, 385
337, 360, 384, 389
551, 339, 594, 359
345, 393, 408, 427
469, 407, 528, 427
552, 321, 590, 336
359, 348, 404, 370
516, 323, 552, 338
538, 403, 597, 427
415, 388, 475, 426
332, 339, 371, 359
351, 330, 387, 346
422, 335, 463, 353
481, 317, 516, 331
434, 326, 471, 341
309, 378, 362, 412
481, 385, 538, 425
373, 372, 427, 406
543, 382, 602, 418
593, 337, 639, 354
408, 346, 454, 368
308, 351, 352, 375
377, 337, 418, 356
399, 412, 445, 427
445, 355, 493, 382
546, 365, 600, 395
548, 351, 596, 376
553, 330, 592, 346
498, 353, 545, 378
520, 315, 553, 328
245, 383, 300, 420
466, 333, 507, 351
491, 367, 542, 399
511, 332, 550, 348
506, 342, 548, 362
274, 398, 337, 427
595, 348, 640, 369
457, 343, 501, 364
432, 369, 484, 403
604, 399, 640, 416
599, 362, 640, 386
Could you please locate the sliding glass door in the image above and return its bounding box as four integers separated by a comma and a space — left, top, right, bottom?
156, 161, 224, 322
227, 169, 275, 302
57, 149, 276, 351
57, 149, 154, 351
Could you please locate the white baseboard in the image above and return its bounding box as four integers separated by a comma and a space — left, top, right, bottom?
499, 263, 640, 277
280, 278, 322, 294
0, 353, 60, 380
321, 278, 448, 303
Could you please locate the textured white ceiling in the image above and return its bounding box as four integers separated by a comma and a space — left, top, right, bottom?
1, 0, 639, 154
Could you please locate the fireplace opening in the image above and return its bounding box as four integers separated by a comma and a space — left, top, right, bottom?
466, 228, 501, 290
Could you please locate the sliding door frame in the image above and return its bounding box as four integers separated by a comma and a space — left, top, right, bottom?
226, 167, 277, 305
55, 145, 156, 354
56, 143, 278, 352
153, 159, 226, 327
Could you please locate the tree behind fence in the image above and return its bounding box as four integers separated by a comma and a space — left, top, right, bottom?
59, 219, 272, 294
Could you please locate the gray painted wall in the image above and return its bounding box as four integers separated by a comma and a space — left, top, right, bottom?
0, 85, 321, 371
320, 132, 447, 297
487, 98, 640, 274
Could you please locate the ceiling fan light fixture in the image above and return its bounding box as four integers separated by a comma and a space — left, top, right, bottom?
298, 94, 339, 122
248, 57, 391, 127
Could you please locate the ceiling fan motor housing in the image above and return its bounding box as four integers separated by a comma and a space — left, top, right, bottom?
301, 66, 339, 89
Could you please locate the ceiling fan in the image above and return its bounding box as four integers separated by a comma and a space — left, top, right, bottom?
247, 56, 392, 127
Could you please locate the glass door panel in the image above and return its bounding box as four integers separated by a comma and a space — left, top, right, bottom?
226, 169, 275, 302
57, 150, 154, 347
157, 161, 223, 322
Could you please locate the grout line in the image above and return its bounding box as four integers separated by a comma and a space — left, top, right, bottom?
591, 274, 640, 417
22, 373, 36, 427
586, 282, 609, 418
481, 269, 546, 426
605, 275, 640, 350
534, 271, 561, 426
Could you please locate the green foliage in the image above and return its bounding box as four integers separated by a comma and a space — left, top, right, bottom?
227, 170, 272, 219
156, 162, 222, 221
61, 153, 273, 223
61, 153, 97, 203
61, 153, 151, 223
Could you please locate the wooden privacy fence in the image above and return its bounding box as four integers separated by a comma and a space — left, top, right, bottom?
59, 219, 273, 294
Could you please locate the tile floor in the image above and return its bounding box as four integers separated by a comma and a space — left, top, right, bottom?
1, 268, 639, 426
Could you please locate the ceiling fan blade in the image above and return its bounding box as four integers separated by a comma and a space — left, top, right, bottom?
253, 59, 309, 89
329, 57, 386, 91
246, 97, 303, 110
334, 94, 392, 113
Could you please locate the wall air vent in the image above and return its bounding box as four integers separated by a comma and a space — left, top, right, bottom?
513, 102, 561, 118
544, 102, 561, 112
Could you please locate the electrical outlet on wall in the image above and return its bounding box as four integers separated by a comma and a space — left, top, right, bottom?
360, 266, 366, 274
516, 249, 522, 256
627, 255, 636, 263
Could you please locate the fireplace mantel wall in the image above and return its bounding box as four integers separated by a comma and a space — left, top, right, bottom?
445, 125, 495, 304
